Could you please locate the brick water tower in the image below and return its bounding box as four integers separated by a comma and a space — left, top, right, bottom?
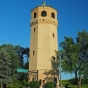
29, 1, 58, 86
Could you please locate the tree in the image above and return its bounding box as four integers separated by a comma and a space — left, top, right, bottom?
0, 48, 11, 88
15, 46, 29, 81
76, 30, 88, 87
60, 30, 88, 88
60, 37, 79, 84
0, 44, 22, 82
0, 44, 30, 87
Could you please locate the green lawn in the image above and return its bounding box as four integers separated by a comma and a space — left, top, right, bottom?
61, 80, 88, 88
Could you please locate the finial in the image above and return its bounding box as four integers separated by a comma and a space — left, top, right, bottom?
42, 0, 46, 7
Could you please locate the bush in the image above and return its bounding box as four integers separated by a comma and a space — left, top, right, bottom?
28, 81, 38, 88
21, 79, 28, 87
6, 82, 22, 88
44, 82, 55, 88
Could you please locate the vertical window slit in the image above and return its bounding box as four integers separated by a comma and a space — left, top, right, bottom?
33, 28, 35, 32
32, 51, 35, 55
52, 33, 55, 38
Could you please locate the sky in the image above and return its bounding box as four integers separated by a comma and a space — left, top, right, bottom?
0, 0, 88, 80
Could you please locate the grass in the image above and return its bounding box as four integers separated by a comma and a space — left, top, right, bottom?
61, 80, 88, 88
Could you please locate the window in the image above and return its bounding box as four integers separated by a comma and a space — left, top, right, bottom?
41, 11, 47, 17
51, 12, 55, 18
33, 28, 35, 32
52, 33, 55, 38
32, 51, 35, 55
34, 12, 37, 18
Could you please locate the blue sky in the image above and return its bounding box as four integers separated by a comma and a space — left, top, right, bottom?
0, 0, 88, 80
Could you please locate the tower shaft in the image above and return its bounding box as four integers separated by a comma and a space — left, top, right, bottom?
29, 5, 58, 84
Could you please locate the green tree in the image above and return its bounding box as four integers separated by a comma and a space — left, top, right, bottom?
16, 46, 29, 81
60, 37, 79, 84
0, 44, 30, 87
0, 44, 21, 82
60, 30, 88, 88
76, 30, 88, 87
0, 48, 11, 88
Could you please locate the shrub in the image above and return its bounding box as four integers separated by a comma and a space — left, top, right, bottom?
44, 82, 55, 88
6, 82, 22, 88
28, 81, 38, 88
21, 79, 29, 88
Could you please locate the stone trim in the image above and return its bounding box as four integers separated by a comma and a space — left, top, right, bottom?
30, 19, 58, 26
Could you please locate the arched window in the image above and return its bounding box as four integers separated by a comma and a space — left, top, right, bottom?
51, 12, 55, 18
41, 11, 47, 17
34, 12, 37, 18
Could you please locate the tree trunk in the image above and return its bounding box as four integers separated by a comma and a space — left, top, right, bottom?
78, 77, 81, 88
1, 83, 3, 88
3, 84, 6, 88
75, 71, 78, 84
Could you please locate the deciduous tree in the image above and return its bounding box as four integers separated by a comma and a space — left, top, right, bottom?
60, 30, 88, 88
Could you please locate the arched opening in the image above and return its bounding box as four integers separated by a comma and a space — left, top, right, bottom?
34, 12, 37, 18
41, 11, 47, 17
51, 12, 55, 19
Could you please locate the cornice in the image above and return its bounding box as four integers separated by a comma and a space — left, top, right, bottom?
30, 19, 58, 26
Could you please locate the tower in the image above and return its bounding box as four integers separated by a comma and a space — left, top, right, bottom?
29, 2, 58, 85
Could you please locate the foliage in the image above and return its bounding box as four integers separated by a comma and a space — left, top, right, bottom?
28, 81, 38, 88
6, 82, 22, 88
44, 82, 55, 88
82, 77, 88, 84
21, 79, 28, 87
60, 30, 88, 88
0, 44, 30, 88
15, 45, 29, 81
0, 44, 21, 82
62, 80, 88, 88
0, 48, 11, 86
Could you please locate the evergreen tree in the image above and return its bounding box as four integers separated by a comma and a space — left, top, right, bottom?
0, 48, 11, 88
